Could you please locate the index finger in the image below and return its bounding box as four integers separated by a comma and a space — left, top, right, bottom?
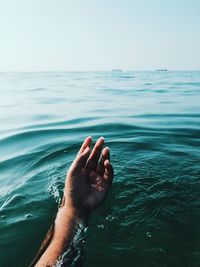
77, 136, 92, 156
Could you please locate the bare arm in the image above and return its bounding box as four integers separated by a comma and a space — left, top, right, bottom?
31, 136, 113, 267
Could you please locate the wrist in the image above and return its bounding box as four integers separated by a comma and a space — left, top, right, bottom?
59, 195, 90, 224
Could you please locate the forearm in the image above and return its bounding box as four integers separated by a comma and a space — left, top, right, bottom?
35, 200, 86, 267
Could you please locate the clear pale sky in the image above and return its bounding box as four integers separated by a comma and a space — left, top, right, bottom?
0, 0, 200, 71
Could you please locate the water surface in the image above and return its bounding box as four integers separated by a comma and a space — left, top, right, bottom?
0, 71, 200, 267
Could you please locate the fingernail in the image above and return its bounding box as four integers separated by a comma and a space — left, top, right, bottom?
85, 147, 90, 153
104, 159, 109, 165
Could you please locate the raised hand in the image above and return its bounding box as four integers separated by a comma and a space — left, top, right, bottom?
64, 136, 114, 214
32, 137, 113, 267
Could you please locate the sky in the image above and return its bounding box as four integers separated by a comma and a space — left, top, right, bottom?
0, 0, 200, 71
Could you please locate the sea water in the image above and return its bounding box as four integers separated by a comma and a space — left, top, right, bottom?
0, 71, 199, 267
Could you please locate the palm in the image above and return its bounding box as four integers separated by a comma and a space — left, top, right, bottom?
65, 137, 113, 212
80, 168, 108, 210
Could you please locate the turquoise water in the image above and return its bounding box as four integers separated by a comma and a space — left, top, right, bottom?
0, 71, 200, 267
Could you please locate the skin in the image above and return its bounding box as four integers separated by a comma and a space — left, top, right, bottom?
33, 136, 114, 267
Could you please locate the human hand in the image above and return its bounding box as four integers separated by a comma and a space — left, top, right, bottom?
64, 136, 113, 217
32, 137, 113, 266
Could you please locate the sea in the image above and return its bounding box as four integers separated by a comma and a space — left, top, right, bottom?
0, 71, 199, 267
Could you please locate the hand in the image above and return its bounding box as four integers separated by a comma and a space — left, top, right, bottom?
64, 136, 114, 216
32, 137, 113, 267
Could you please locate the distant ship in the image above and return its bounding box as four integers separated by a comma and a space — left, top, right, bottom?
156, 68, 168, 71
112, 69, 123, 72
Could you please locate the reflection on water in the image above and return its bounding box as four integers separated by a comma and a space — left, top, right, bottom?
0, 71, 200, 267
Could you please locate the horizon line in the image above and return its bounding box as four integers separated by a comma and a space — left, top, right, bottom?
0, 69, 200, 73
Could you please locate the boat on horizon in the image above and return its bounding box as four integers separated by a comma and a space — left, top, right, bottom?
112, 69, 123, 72
156, 68, 168, 72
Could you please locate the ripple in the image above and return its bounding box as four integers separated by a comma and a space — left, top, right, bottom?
1, 71, 200, 266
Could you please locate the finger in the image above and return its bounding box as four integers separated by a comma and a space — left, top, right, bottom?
70, 146, 90, 174
89, 171, 109, 191
92, 183, 107, 193
103, 160, 114, 187
87, 137, 104, 170
97, 147, 110, 174
96, 176, 109, 190
77, 136, 92, 156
